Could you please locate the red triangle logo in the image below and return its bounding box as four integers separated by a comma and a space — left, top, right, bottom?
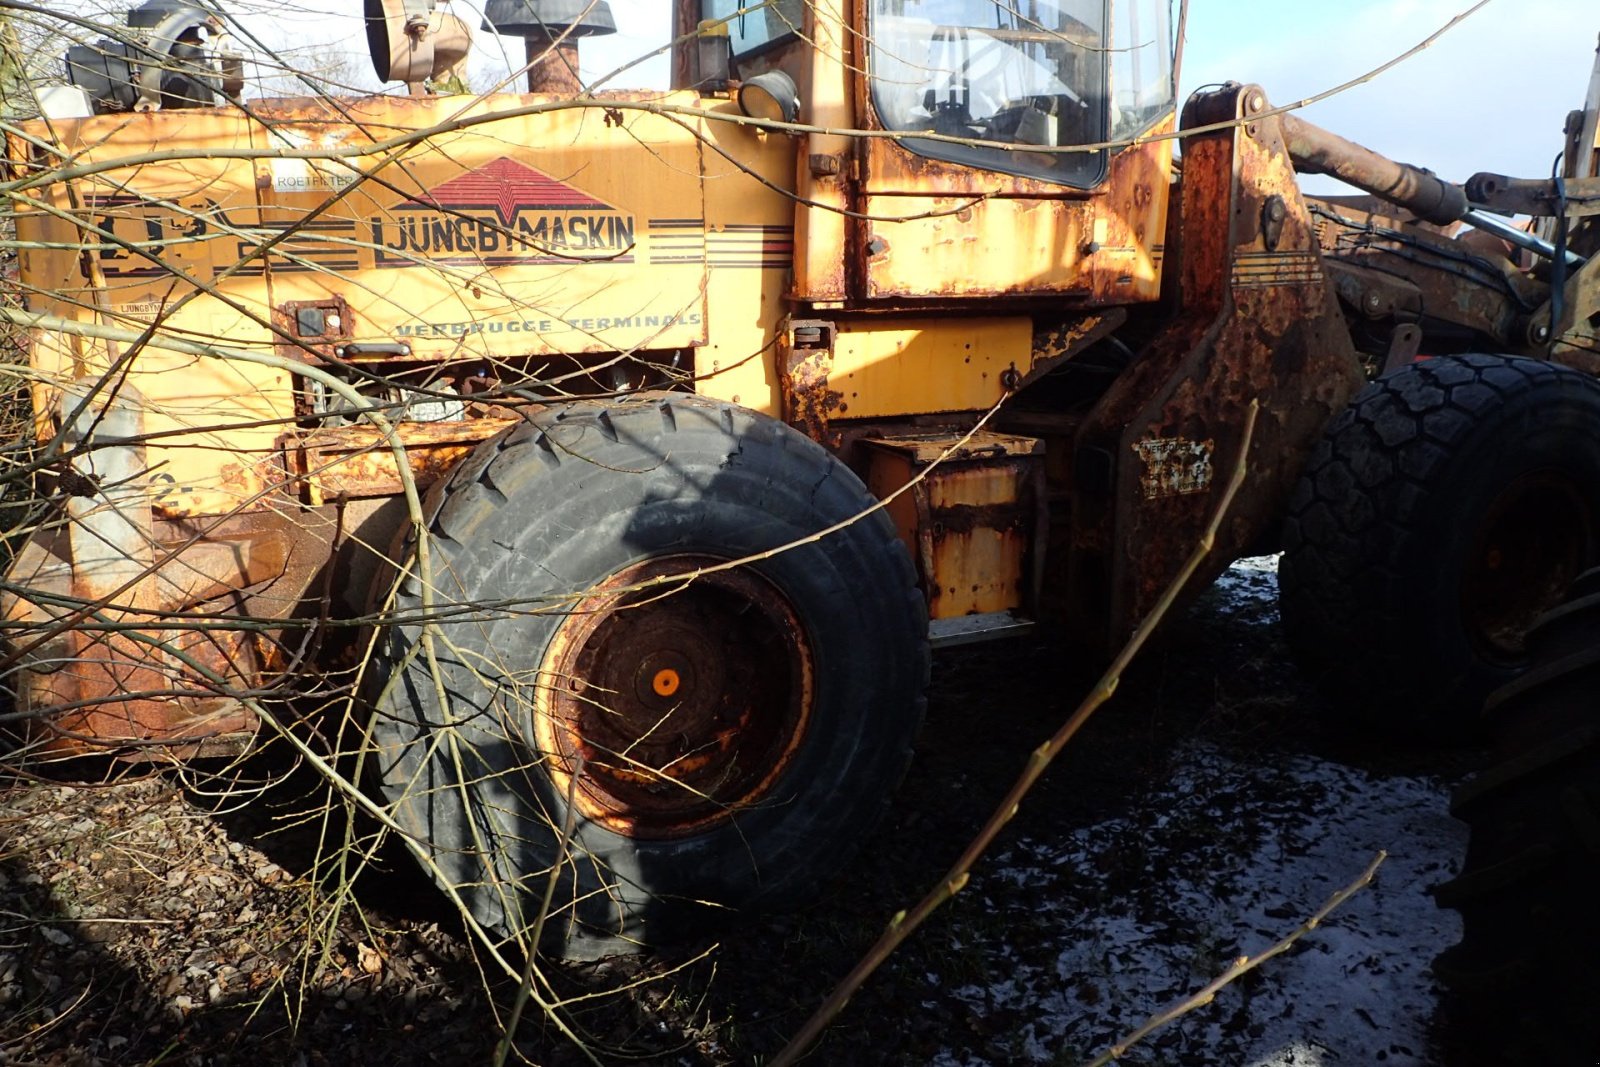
415, 157, 613, 224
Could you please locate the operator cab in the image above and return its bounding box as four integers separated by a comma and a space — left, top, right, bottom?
687, 0, 1175, 190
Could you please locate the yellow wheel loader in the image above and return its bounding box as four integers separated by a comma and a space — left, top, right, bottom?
3, 0, 1598, 954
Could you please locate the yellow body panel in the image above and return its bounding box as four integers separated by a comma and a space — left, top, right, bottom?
690, 100, 798, 415
16, 113, 292, 517
829, 317, 1033, 418
252, 94, 711, 359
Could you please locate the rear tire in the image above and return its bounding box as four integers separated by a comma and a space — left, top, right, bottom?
1280, 354, 1600, 734
367, 395, 928, 957
1432, 567, 1600, 1063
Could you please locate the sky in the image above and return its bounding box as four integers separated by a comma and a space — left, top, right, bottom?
244, 0, 1597, 186
1178, 0, 1597, 186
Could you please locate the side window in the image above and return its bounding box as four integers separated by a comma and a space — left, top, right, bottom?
1109, 0, 1175, 144
869, 1, 1109, 186
702, 0, 805, 59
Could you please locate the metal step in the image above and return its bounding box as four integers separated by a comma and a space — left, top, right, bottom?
928, 610, 1037, 650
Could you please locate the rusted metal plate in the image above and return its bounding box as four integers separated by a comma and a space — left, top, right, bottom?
779, 321, 840, 446
863, 431, 1046, 620
285, 418, 515, 502
1064, 85, 1367, 653
1, 505, 335, 759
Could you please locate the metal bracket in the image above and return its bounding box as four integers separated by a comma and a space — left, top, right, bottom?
779, 319, 842, 446
1381, 323, 1424, 375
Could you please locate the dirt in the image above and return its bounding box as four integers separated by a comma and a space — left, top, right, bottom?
0, 561, 1490, 1067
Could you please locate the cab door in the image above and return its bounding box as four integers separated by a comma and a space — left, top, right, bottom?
847, 0, 1175, 306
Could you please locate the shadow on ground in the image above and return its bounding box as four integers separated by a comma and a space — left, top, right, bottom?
1, 573, 1497, 1066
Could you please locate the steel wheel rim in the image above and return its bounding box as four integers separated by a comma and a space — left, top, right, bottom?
534, 555, 815, 839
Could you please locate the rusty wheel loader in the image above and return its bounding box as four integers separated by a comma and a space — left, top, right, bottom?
3, 0, 1598, 955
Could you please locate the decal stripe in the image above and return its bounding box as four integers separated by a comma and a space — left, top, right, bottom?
706, 225, 792, 269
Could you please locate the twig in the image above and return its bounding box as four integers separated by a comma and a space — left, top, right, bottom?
1082, 850, 1388, 1067
493, 756, 585, 1067
770, 401, 1261, 1067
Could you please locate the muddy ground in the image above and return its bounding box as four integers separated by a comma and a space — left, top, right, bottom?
0, 562, 1490, 1066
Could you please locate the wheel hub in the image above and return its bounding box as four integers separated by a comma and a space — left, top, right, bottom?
535, 555, 814, 838
1465, 471, 1594, 662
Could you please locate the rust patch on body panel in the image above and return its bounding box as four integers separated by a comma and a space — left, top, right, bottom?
781, 349, 842, 446
284, 418, 515, 502
2, 506, 341, 759
863, 432, 1046, 620
778, 320, 842, 446
856, 117, 1175, 306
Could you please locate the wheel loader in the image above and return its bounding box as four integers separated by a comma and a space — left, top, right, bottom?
2, 0, 1598, 955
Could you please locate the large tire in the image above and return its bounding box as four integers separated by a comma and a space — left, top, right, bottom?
367, 394, 928, 957
1280, 354, 1600, 733
1432, 567, 1600, 1063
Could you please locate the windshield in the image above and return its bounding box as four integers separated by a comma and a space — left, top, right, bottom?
868, 1, 1173, 187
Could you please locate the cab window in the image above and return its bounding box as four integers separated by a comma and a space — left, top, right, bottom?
868, 1, 1173, 187
702, 0, 805, 59
1109, 0, 1174, 145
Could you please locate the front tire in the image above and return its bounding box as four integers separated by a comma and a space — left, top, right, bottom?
367, 395, 928, 957
1280, 354, 1600, 734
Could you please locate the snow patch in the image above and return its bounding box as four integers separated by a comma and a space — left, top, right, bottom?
933, 743, 1466, 1065
1199, 553, 1283, 626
